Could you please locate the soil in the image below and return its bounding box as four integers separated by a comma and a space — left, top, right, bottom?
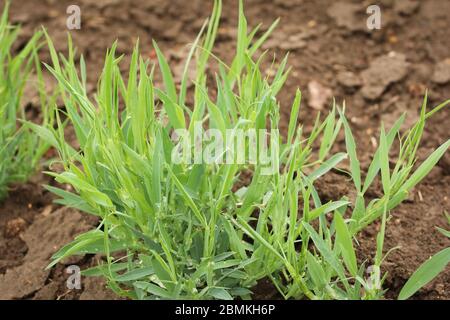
0, 0, 449, 300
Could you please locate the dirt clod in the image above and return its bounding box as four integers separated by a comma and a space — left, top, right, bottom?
431, 59, 450, 85
0, 208, 91, 299
337, 71, 362, 89
361, 52, 409, 100
307, 80, 333, 110
327, 2, 366, 32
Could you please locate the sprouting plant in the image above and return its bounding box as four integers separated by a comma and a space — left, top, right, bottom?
35, 0, 449, 300
0, 2, 53, 200
399, 212, 450, 300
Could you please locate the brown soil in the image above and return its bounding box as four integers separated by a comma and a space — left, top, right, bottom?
0, 0, 449, 299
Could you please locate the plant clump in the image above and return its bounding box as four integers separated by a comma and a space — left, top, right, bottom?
34, 0, 450, 300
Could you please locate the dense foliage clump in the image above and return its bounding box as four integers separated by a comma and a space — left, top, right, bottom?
28, 0, 450, 300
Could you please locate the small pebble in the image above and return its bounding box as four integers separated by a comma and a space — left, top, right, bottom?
431, 59, 450, 85
337, 71, 362, 88
4, 218, 27, 238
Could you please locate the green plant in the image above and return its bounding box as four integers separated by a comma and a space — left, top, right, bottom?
233, 95, 450, 300
0, 2, 52, 200
36, 0, 449, 300
39, 0, 284, 299
399, 212, 450, 300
